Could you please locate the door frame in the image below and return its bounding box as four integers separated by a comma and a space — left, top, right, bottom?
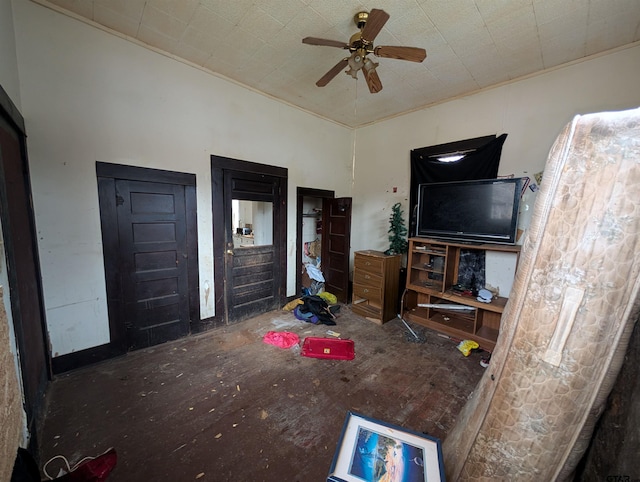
296, 187, 335, 297
54, 163, 199, 373
0, 83, 51, 449
211, 155, 287, 325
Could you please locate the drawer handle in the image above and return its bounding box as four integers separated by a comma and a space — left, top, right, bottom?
363, 289, 369, 293
365, 274, 370, 279
365, 262, 371, 265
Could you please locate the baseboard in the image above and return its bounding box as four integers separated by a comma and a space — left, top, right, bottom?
51, 343, 124, 374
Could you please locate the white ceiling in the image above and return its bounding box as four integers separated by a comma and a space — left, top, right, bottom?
34, 0, 640, 128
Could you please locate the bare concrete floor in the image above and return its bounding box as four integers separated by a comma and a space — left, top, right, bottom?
38, 307, 486, 481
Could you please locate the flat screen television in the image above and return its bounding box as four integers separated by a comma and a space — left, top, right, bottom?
416, 177, 523, 245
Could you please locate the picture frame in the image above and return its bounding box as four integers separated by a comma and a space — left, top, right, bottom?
327, 411, 445, 482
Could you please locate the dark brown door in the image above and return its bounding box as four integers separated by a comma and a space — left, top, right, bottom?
223, 171, 283, 323
0, 109, 50, 439
321, 197, 352, 303
116, 180, 191, 349
211, 156, 287, 325
97, 163, 199, 357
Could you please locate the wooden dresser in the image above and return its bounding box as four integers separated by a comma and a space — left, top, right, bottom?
351, 250, 401, 325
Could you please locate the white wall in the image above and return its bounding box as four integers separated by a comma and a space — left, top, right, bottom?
0, 0, 20, 107
252, 201, 273, 246
13, 0, 353, 356
352, 43, 640, 294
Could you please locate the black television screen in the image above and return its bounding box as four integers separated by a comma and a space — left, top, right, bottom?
416, 178, 523, 244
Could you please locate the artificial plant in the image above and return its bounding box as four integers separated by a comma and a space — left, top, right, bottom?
385, 202, 408, 255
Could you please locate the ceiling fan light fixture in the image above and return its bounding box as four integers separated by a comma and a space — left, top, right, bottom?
346, 49, 366, 78
363, 58, 379, 74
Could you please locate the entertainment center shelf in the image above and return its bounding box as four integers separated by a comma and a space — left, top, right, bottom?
402, 237, 520, 351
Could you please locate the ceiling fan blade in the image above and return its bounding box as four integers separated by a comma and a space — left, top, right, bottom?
302, 37, 349, 49
360, 9, 390, 43
364, 67, 383, 94
375, 46, 427, 62
316, 58, 349, 87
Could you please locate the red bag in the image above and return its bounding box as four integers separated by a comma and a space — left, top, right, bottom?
301, 337, 355, 360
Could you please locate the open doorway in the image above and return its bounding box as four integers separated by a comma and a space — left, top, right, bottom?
296, 188, 334, 297
296, 188, 352, 303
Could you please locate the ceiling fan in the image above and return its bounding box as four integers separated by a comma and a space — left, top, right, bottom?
302, 9, 427, 94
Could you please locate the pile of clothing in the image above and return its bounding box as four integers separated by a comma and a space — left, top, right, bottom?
284, 293, 339, 326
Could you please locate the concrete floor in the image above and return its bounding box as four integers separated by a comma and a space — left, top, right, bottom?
38, 306, 486, 481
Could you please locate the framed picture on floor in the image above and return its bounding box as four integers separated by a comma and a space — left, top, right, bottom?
327, 412, 444, 482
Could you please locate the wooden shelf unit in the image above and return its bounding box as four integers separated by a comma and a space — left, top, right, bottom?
402, 238, 520, 351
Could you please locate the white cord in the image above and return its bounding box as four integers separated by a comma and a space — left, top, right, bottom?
43, 454, 71, 480
42, 447, 114, 480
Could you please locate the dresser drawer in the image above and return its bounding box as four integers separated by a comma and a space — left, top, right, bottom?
353, 283, 382, 303
352, 302, 381, 320
354, 269, 383, 288
354, 254, 384, 276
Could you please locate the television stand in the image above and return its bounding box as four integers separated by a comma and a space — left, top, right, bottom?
402, 237, 520, 351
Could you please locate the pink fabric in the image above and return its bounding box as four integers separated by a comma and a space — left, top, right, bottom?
263, 331, 300, 349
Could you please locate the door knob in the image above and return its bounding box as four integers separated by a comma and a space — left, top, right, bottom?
226, 250, 234, 255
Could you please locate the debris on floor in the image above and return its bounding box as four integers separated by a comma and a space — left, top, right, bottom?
302, 263, 325, 295
317, 292, 337, 304
292, 295, 337, 326
403, 326, 427, 344
262, 331, 300, 349
282, 298, 303, 311
480, 354, 491, 368
397, 315, 427, 343
456, 339, 479, 356
38, 308, 485, 481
